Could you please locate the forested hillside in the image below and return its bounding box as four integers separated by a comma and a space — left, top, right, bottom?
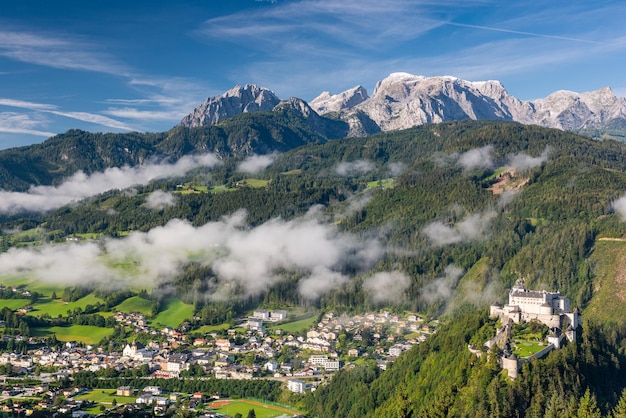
4, 120, 626, 415
0, 108, 347, 191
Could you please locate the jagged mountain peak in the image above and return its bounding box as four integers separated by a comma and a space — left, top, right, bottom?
180, 84, 280, 127
180, 74, 626, 141
309, 85, 369, 114
274, 97, 316, 118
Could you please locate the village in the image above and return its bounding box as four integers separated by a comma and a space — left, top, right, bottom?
0, 305, 436, 416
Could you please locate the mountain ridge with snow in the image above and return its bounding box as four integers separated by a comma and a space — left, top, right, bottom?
181, 74, 626, 140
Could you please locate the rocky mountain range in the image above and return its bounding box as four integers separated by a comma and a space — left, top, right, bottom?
181, 73, 626, 140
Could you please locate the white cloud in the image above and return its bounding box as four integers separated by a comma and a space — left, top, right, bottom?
362, 271, 411, 304
0, 97, 135, 131
0, 112, 55, 137
334, 160, 374, 177
200, 0, 442, 52
105, 76, 213, 126
458, 145, 494, 171
419, 264, 464, 304
422, 211, 497, 246
0, 210, 386, 299
298, 266, 349, 300
236, 154, 276, 173
507, 147, 550, 171
145, 190, 177, 210
612, 195, 626, 220
388, 161, 407, 177
0, 30, 128, 75
0, 154, 221, 213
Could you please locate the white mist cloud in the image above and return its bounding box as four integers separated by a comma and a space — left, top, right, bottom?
0, 154, 220, 214
388, 161, 407, 177
362, 271, 411, 304
419, 264, 464, 304
0, 210, 388, 299
334, 160, 375, 177
298, 266, 349, 301
458, 145, 494, 171
145, 190, 176, 210
507, 147, 550, 171
236, 154, 277, 174
422, 211, 497, 246
612, 195, 626, 220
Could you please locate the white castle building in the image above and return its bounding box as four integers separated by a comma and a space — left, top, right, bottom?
482, 279, 583, 379
490, 279, 581, 343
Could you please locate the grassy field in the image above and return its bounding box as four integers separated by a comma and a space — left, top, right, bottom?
150, 299, 194, 328
242, 178, 270, 188
114, 296, 154, 316
194, 323, 232, 334
32, 325, 114, 344
513, 340, 547, 358
267, 314, 318, 333
27, 293, 105, 318
366, 178, 394, 189
76, 389, 137, 405
0, 276, 68, 299
209, 399, 301, 418
0, 298, 31, 310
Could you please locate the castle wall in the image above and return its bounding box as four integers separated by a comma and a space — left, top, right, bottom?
520, 313, 561, 329
502, 356, 518, 379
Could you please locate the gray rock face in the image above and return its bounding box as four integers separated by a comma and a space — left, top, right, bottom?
309, 85, 369, 114
181, 84, 280, 127
312, 73, 626, 137
181, 75, 626, 139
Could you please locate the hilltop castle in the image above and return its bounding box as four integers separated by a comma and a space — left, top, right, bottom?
486, 279, 582, 378
490, 279, 581, 343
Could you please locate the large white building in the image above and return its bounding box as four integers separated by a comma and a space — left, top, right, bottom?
485, 279, 582, 379
287, 379, 311, 393
490, 279, 581, 342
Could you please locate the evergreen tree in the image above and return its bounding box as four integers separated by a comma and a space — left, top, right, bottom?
545, 392, 568, 418
577, 389, 601, 418
612, 389, 626, 418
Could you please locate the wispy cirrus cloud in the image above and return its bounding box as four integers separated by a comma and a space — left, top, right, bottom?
0, 30, 128, 75
0, 97, 135, 131
199, 0, 444, 53
102, 76, 211, 125
0, 112, 55, 137
0, 29, 208, 132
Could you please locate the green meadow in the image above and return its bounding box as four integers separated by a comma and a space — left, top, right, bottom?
242, 178, 270, 188
513, 340, 547, 358
0, 298, 31, 310
114, 296, 154, 316
150, 299, 194, 328
27, 294, 105, 318
366, 178, 394, 189
267, 314, 318, 333
76, 389, 137, 405
209, 399, 301, 418
32, 325, 114, 344
194, 323, 232, 334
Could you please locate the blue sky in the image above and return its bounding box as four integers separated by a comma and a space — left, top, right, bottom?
1, 0, 625, 149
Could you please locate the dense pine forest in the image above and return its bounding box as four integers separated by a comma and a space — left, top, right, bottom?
5, 119, 626, 415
